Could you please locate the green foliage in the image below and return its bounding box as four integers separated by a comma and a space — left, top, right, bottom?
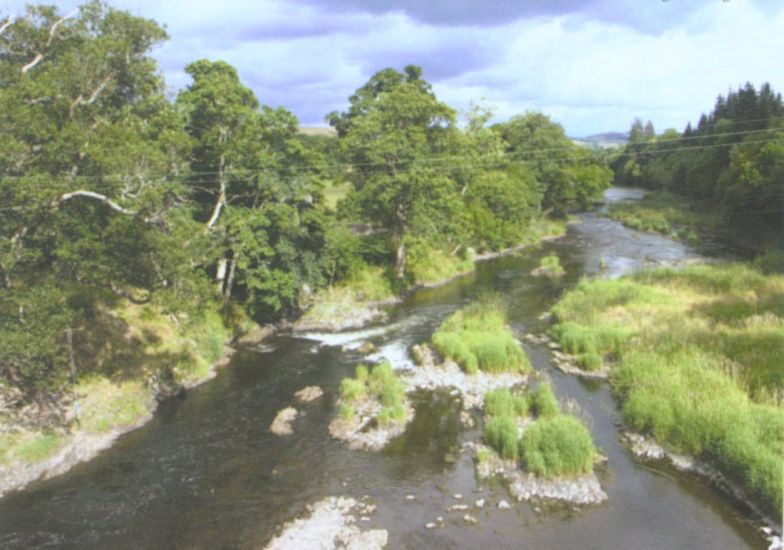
611, 83, 784, 251
15, 432, 63, 463
484, 388, 529, 418
432, 299, 530, 374
484, 415, 520, 461
339, 403, 355, 420
528, 382, 560, 418
552, 263, 784, 512
340, 378, 366, 402
520, 415, 596, 478
606, 191, 719, 239
535, 253, 566, 278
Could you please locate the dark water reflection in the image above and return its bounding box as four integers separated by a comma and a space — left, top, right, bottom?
0, 189, 767, 549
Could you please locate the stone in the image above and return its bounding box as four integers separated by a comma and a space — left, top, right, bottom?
405, 495, 415, 501
475, 498, 485, 509
448, 504, 468, 512
463, 514, 478, 525
425, 522, 436, 529
357, 341, 377, 355
294, 386, 324, 403
269, 407, 298, 436
453, 493, 463, 500
498, 500, 511, 510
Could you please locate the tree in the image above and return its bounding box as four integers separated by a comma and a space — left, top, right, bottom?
331, 66, 459, 279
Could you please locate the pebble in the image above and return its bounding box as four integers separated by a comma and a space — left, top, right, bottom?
448, 504, 468, 512
475, 498, 485, 509
463, 514, 478, 525
437, 516, 444, 523
534, 506, 542, 513
453, 493, 463, 500
360, 516, 370, 522
425, 523, 436, 529
498, 500, 511, 510
405, 495, 415, 501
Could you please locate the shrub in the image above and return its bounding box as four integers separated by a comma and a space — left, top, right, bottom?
485, 415, 519, 461
520, 415, 596, 478
529, 382, 560, 418
355, 364, 369, 382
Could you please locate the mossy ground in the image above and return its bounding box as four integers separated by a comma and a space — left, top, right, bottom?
550, 262, 784, 512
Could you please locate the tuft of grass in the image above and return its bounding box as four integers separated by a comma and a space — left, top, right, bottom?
520, 415, 596, 478
406, 239, 475, 287
339, 403, 356, 420
340, 378, 366, 402
528, 382, 560, 418
535, 253, 566, 278
605, 191, 719, 239
484, 415, 520, 461
432, 298, 531, 375
484, 388, 528, 418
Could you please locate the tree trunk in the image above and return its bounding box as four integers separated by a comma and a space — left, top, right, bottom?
223, 257, 236, 302
394, 234, 406, 280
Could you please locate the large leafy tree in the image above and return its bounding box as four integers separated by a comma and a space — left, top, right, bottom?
177, 60, 328, 317
330, 65, 460, 279
0, 1, 190, 401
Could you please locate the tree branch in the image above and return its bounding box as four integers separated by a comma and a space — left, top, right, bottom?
57, 190, 137, 216
0, 16, 15, 35
21, 10, 77, 74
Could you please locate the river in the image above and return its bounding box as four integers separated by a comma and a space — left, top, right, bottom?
0, 188, 768, 549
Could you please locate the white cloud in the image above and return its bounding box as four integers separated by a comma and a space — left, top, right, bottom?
3, 0, 784, 135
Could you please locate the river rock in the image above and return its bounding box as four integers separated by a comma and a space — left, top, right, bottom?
295, 386, 324, 403
328, 398, 414, 452
508, 472, 608, 505
403, 357, 527, 410
357, 341, 377, 355
463, 513, 478, 525
498, 500, 511, 510
269, 407, 298, 436
264, 496, 387, 550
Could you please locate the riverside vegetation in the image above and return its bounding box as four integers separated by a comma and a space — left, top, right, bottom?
549, 264, 784, 514
0, 1, 612, 482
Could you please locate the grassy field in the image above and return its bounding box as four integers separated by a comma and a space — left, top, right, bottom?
606, 191, 720, 243
432, 297, 530, 375
550, 263, 784, 512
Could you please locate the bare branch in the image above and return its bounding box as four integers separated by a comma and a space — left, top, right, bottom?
69, 73, 115, 117
0, 15, 15, 34
206, 180, 226, 229
57, 190, 137, 216
21, 9, 77, 74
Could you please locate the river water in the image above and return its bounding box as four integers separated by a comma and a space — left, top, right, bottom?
0, 188, 768, 549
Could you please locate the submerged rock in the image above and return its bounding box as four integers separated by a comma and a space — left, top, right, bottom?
508, 472, 608, 505
269, 407, 298, 436
295, 386, 324, 403
264, 496, 387, 550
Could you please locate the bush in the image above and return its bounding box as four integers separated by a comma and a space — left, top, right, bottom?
485, 415, 519, 461
529, 382, 560, 418
520, 415, 596, 478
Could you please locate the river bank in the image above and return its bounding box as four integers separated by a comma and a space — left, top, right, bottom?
295, 218, 569, 333
0, 305, 269, 499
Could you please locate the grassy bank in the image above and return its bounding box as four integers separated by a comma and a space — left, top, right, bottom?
549, 263, 784, 513
606, 191, 720, 244
298, 217, 569, 331
482, 384, 597, 478
432, 297, 530, 375
0, 301, 233, 468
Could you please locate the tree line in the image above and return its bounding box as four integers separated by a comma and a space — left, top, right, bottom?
612, 82, 784, 249
0, 2, 611, 404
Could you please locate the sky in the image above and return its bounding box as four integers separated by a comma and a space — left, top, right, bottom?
4, 0, 784, 136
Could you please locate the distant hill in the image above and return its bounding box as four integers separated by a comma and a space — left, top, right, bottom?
571, 131, 629, 148
299, 126, 337, 137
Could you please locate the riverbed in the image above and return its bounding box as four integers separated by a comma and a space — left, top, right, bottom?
0, 188, 769, 549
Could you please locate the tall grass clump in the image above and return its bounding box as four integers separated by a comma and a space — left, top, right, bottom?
534, 253, 566, 278
485, 388, 528, 418
432, 297, 531, 374
339, 361, 407, 425
484, 415, 520, 460
520, 415, 596, 478
529, 381, 560, 418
